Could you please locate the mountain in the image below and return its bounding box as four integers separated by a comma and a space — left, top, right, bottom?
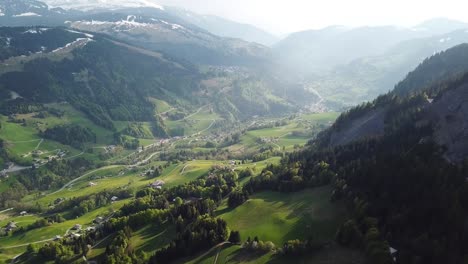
43, 0, 164, 11
165, 7, 279, 46
276, 40, 468, 264
2, 0, 271, 66
273, 18, 468, 75
318, 43, 468, 161
415, 17, 468, 35
273, 25, 423, 74
306, 29, 468, 107
43, 0, 279, 46
0, 0, 82, 26
68, 9, 272, 66
0, 27, 313, 132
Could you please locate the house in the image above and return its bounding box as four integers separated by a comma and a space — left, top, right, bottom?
150, 180, 165, 189
54, 235, 62, 241
88, 182, 97, 187
19, 211, 27, 216
5, 222, 17, 232
93, 217, 104, 224
72, 233, 81, 239
86, 226, 96, 232
72, 224, 82, 230
111, 196, 119, 202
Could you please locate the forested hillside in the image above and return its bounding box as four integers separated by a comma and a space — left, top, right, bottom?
271, 44, 468, 264
0, 27, 308, 135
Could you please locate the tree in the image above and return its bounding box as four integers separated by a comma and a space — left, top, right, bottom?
228, 231, 241, 244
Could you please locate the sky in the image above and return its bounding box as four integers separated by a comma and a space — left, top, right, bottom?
157, 0, 468, 35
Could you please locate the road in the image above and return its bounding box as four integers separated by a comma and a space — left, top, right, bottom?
183, 104, 211, 120
0, 208, 13, 214
2, 165, 31, 173
189, 241, 231, 264
0, 238, 54, 250
48, 165, 123, 196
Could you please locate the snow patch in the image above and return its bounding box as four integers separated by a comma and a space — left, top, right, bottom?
65, 29, 94, 38
13, 12, 42, 17
44, 0, 164, 11
160, 20, 184, 30
23, 28, 49, 34
52, 38, 93, 53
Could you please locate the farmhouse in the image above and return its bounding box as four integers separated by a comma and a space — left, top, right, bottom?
111, 196, 119, 202
5, 222, 17, 232
93, 217, 104, 224
88, 182, 97, 187
19, 211, 27, 216
150, 180, 165, 189
72, 224, 82, 230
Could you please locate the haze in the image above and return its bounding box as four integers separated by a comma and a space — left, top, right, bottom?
158, 0, 468, 34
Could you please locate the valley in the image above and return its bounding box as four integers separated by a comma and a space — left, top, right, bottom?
0, 91, 338, 263
0, 1, 468, 264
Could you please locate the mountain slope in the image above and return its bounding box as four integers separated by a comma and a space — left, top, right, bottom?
67, 9, 271, 66
0, 27, 311, 131
307, 29, 468, 106
277, 40, 468, 264
273, 25, 424, 74
317, 43, 468, 162
43, 0, 164, 11
0, 0, 82, 26
166, 7, 279, 46
274, 19, 468, 75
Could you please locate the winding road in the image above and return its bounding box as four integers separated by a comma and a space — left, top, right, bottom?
48, 165, 123, 196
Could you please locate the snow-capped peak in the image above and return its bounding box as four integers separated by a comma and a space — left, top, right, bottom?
43, 0, 164, 11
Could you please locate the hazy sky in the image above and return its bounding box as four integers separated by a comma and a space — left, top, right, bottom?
157, 0, 468, 35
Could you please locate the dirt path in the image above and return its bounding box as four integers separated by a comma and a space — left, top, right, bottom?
64, 151, 84, 160
34, 139, 44, 150
213, 242, 231, 264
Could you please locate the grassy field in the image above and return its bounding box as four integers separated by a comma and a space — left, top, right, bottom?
230, 112, 339, 153
217, 186, 347, 246
0, 103, 118, 164
165, 105, 223, 136
0, 199, 128, 249
0, 109, 344, 262
186, 243, 364, 264
130, 222, 176, 254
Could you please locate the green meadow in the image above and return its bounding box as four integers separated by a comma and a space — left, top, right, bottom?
217, 186, 347, 246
